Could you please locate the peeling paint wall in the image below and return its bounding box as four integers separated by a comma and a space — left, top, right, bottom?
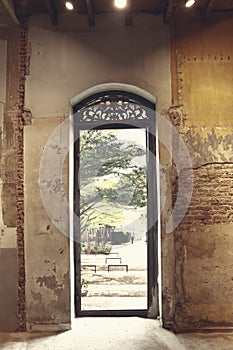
25, 14, 171, 115
24, 13, 171, 329
24, 117, 70, 331
170, 12, 233, 330
1, 9, 232, 332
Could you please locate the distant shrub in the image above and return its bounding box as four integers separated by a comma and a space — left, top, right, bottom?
84, 245, 112, 255
81, 243, 87, 252
97, 245, 112, 255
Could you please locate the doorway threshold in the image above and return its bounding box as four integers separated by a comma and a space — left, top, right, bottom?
77, 309, 148, 317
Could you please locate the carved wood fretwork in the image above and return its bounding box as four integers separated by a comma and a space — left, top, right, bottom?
78, 99, 151, 123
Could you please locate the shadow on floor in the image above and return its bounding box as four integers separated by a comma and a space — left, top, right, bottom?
1, 318, 233, 350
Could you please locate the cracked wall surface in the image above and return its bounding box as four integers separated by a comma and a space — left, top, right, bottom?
170, 12, 233, 331
24, 118, 70, 330
1, 7, 232, 332
24, 12, 171, 330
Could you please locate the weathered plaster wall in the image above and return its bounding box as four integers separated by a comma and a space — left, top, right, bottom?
0, 27, 20, 331
3, 9, 232, 333
24, 12, 171, 329
24, 118, 70, 331
170, 12, 233, 330
25, 13, 171, 116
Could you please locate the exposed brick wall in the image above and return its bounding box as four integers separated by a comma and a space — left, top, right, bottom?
16, 17, 29, 332
171, 163, 233, 331
174, 163, 233, 229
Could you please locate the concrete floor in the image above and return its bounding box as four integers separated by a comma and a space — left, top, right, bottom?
81, 241, 148, 311
1, 318, 233, 350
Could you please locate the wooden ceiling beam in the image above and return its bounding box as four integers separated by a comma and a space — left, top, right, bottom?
85, 0, 95, 26
207, 0, 215, 11
164, 0, 179, 23
44, 0, 58, 26
201, 0, 215, 21
2, 0, 20, 25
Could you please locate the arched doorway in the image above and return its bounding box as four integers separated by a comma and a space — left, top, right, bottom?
71, 84, 158, 317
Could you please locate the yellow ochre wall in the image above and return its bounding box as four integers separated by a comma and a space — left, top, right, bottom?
169, 11, 233, 330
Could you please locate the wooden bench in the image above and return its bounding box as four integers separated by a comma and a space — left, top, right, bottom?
81, 264, 97, 273
105, 257, 122, 264
108, 264, 128, 272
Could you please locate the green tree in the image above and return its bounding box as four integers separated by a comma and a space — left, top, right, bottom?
79, 129, 147, 232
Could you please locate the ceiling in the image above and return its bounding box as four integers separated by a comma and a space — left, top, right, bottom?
1, 0, 233, 26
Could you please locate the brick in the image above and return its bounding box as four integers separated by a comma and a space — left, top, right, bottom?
174, 164, 233, 229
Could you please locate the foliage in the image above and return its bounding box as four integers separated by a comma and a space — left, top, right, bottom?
79, 130, 147, 231
81, 278, 89, 289
83, 244, 112, 255
96, 245, 112, 255
81, 242, 86, 252
82, 244, 112, 255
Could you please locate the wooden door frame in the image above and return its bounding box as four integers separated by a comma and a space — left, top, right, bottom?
71, 85, 158, 318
